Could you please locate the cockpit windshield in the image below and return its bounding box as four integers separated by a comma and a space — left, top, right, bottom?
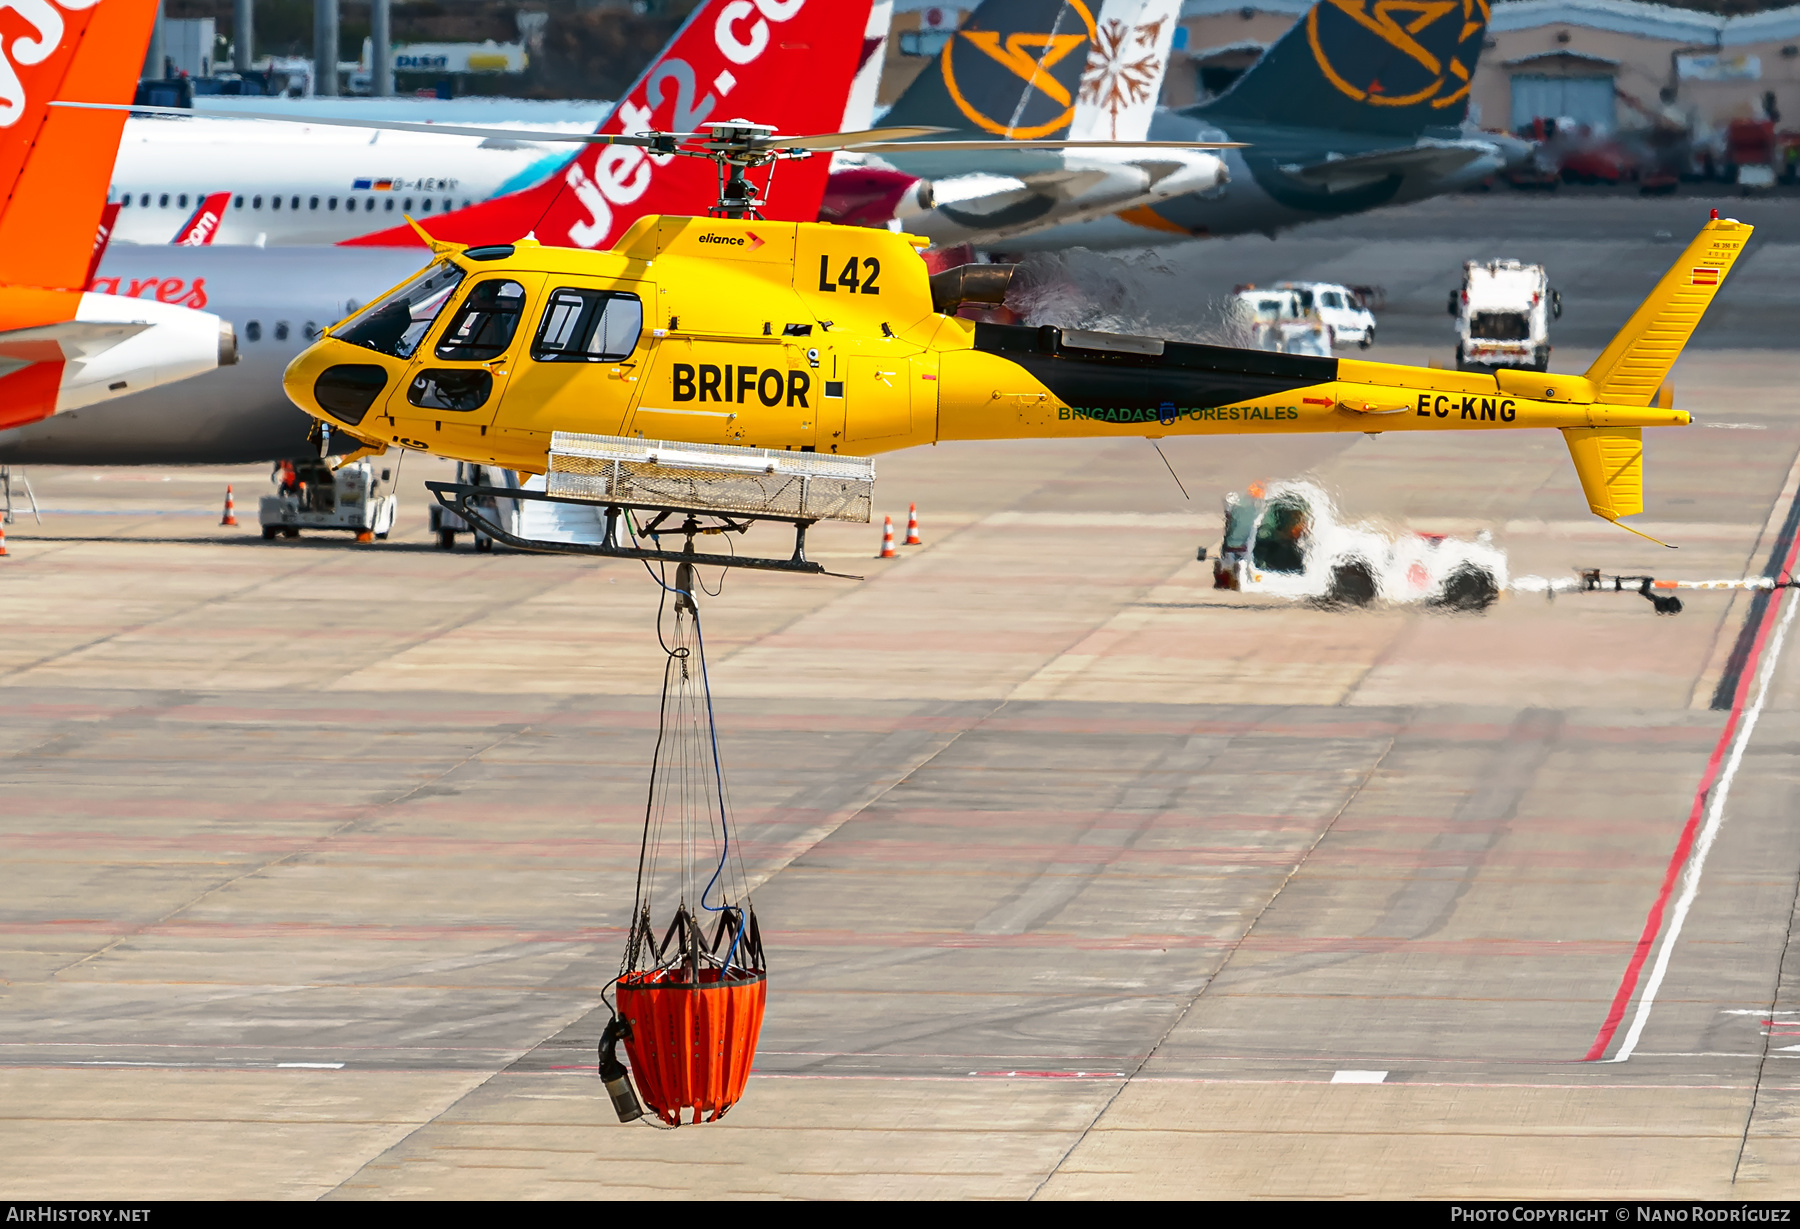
334, 262, 466, 359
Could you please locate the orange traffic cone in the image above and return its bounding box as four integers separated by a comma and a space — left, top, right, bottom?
903, 502, 922, 546
220, 485, 238, 527
0, 523, 9, 557
355, 530, 374, 544
877, 515, 897, 558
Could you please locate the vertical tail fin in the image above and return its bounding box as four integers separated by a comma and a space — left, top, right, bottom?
840, 1, 894, 133
341, 0, 874, 251
1583, 216, 1753, 405
1564, 426, 1644, 521
84, 199, 120, 285
172, 192, 234, 246
1071, 0, 1181, 141
1196, 0, 1488, 136
1561, 216, 1751, 541
882, 0, 1097, 139
0, 0, 158, 291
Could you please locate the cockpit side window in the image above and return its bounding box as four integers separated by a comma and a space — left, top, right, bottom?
530, 289, 644, 363
435, 279, 529, 361
333, 262, 465, 359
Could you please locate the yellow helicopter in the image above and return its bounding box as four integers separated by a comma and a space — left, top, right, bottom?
281, 121, 1748, 572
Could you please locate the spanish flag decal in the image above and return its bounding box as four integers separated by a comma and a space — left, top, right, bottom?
1692, 266, 1720, 286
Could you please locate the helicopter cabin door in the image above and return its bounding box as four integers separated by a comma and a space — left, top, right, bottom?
399, 272, 545, 455
843, 353, 923, 451
500, 278, 655, 440
633, 334, 816, 451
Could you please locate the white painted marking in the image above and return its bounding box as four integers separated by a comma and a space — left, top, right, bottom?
1703, 423, 1769, 430
1722, 1009, 1800, 1015
1331, 1070, 1388, 1084
713, 68, 737, 95
277, 1062, 345, 1069
1610, 582, 1800, 1063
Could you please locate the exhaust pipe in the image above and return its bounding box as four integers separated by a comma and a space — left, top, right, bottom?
929, 262, 1016, 315
218, 320, 239, 367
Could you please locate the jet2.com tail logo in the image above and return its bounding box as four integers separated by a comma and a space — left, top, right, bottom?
1307, 0, 1488, 110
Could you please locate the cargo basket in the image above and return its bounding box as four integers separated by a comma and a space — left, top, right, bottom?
546, 432, 874, 524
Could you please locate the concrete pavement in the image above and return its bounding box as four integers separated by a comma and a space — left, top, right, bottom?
2, 270, 1800, 1195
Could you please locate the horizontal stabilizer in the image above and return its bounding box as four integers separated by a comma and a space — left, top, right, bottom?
0, 320, 151, 362
1284, 144, 1485, 192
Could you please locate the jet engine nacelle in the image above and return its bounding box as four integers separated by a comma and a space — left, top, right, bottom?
907, 149, 1229, 247
820, 166, 936, 228
57, 293, 237, 413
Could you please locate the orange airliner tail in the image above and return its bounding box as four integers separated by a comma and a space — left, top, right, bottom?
0, 0, 159, 292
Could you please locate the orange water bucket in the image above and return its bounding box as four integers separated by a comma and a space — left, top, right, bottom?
615, 966, 766, 1125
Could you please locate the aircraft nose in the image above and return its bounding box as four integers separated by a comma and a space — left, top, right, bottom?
218, 320, 239, 367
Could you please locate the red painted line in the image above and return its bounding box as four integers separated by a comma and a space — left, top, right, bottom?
1584, 522, 1800, 1062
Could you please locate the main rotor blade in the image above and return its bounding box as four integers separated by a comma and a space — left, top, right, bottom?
848, 139, 1248, 151
51, 103, 1227, 156
50, 100, 665, 146
763, 126, 951, 151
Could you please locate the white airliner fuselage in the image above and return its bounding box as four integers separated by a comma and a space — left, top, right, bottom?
106, 117, 586, 245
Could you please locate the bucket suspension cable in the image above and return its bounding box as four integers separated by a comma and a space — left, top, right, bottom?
601, 558, 766, 1127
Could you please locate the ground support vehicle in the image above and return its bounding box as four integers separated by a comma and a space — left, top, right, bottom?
429, 462, 523, 551
259, 458, 396, 541
1450, 260, 1560, 372
1231, 286, 1333, 356
1210, 480, 1506, 610
428, 463, 621, 551
1274, 281, 1379, 348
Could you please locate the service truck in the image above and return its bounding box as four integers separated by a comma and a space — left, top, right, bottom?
1230, 286, 1332, 356
1210, 480, 1506, 610
1448, 259, 1561, 372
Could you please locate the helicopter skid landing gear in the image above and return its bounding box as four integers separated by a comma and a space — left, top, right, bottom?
425, 480, 850, 577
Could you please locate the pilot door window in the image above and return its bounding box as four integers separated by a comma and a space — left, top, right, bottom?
435, 280, 529, 361
406, 279, 530, 413
333, 263, 465, 359
530, 290, 643, 363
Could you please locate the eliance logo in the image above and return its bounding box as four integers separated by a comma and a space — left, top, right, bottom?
0, 0, 103, 129
698, 233, 745, 246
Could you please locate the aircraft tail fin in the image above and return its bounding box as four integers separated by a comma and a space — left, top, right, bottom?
0, 0, 158, 291
1070, 0, 1182, 141
84, 200, 120, 287
1562, 426, 1648, 527
1196, 0, 1489, 136
840, 1, 894, 133
341, 0, 873, 251
172, 192, 234, 246
883, 0, 1097, 138
1583, 215, 1752, 405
